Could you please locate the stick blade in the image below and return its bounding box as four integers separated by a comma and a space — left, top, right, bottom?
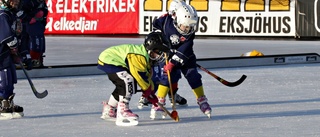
171, 111, 180, 122
158, 103, 179, 122
34, 90, 48, 99
224, 75, 247, 87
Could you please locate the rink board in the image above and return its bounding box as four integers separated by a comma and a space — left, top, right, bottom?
16, 53, 320, 79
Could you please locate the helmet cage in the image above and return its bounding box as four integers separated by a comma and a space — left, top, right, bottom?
144, 32, 169, 63
148, 49, 166, 63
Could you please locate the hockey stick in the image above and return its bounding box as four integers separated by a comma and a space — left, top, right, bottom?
157, 103, 179, 122
196, 64, 247, 87
165, 53, 179, 121
166, 69, 179, 121
18, 61, 48, 99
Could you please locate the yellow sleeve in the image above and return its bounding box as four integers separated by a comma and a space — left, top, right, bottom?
127, 54, 154, 91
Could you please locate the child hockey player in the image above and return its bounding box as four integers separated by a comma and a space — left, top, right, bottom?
0, 0, 24, 120
150, 4, 212, 119
137, 0, 188, 110
98, 32, 169, 126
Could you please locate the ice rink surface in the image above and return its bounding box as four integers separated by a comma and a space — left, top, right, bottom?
1, 37, 320, 137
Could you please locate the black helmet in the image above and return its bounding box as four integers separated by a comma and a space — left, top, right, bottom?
144, 32, 170, 62
144, 32, 170, 52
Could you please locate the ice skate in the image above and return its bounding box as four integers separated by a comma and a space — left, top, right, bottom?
169, 93, 188, 107
0, 94, 23, 120
12, 104, 24, 119
115, 102, 139, 126
137, 96, 151, 109
100, 101, 117, 121
1, 105, 23, 120
197, 96, 212, 118
0, 101, 13, 120
31, 59, 44, 68
150, 97, 167, 120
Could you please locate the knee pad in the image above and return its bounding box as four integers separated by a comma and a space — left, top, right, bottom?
116, 71, 136, 95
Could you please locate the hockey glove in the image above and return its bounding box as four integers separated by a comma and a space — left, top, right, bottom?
10, 48, 20, 64
147, 94, 158, 107
29, 10, 44, 24
23, 58, 33, 70
142, 86, 158, 107
163, 62, 175, 73
142, 86, 153, 97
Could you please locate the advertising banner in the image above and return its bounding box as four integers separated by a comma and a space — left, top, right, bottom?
45, 0, 139, 34
139, 0, 213, 35
139, 0, 296, 36
44, 0, 297, 36
217, 0, 295, 36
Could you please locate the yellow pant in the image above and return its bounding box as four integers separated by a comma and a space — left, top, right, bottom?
157, 85, 204, 99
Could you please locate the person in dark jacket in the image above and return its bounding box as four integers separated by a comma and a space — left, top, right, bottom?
0, 0, 24, 120
18, 0, 48, 68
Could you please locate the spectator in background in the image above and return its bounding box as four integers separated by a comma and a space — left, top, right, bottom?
18, 0, 48, 68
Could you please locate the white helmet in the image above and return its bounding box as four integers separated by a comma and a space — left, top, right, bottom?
168, 0, 186, 18
174, 5, 198, 35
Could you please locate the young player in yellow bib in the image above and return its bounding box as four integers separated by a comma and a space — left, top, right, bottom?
97, 32, 169, 126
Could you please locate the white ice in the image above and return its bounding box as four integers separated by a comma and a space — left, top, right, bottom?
1, 63, 320, 137
1, 37, 320, 137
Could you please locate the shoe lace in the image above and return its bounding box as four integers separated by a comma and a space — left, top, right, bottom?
197, 96, 208, 105
120, 102, 131, 112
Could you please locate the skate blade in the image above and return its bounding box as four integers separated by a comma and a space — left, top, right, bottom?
150, 111, 166, 120
137, 104, 151, 110
115, 118, 139, 126
0, 113, 13, 120
12, 112, 24, 119
150, 115, 166, 120
204, 112, 211, 119
207, 114, 211, 119
100, 116, 116, 121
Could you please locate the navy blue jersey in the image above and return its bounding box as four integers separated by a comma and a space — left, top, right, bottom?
152, 14, 202, 89
20, 0, 47, 22
152, 14, 196, 67
0, 10, 18, 69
